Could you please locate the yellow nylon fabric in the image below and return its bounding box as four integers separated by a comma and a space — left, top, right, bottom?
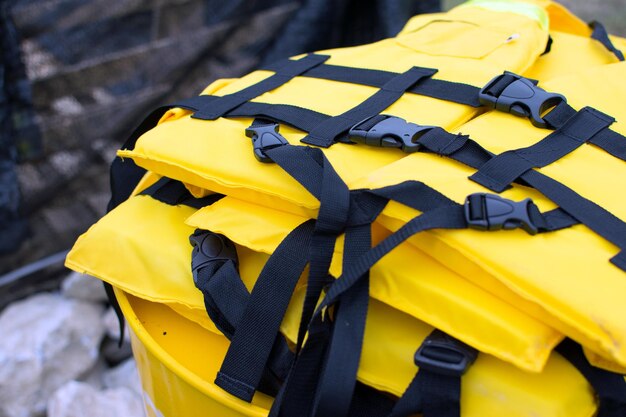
64, 0, 626, 414
118, 275, 598, 417
118, 3, 549, 217
66, 191, 597, 417
67, 191, 595, 417
349, 61, 626, 369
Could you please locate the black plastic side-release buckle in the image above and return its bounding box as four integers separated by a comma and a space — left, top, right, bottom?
464, 193, 538, 235
245, 121, 288, 163
414, 330, 478, 377
479, 72, 565, 128
348, 115, 435, 153
189, 229, 238, 283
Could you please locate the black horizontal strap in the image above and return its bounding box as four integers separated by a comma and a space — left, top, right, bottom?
322, 204, 468, 309
412, 126, 626, 271
140, 177, 223, 209
590, 21, 625, 62
542, 101, 626, 162
302, 67, 436, 147
227, 101, 329, 132
192, 54, 329, 120
262, 62, 481, 107
470, 106, 615, 192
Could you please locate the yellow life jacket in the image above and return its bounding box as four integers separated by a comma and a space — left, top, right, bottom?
66, 0, 626, 416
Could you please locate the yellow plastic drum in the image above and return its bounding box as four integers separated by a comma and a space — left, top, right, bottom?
116, 289, 273, 417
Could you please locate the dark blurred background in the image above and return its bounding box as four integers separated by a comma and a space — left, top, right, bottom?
0, 0, 440, 280
0, 0, 623, 281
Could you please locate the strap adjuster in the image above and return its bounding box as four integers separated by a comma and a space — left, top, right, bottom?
479, 72, 565, 128
245, 121, 289, 163
464, 193, 539, 235
348, 115, 435, 153
414, 330, 478, 377
189, 229, 238, 283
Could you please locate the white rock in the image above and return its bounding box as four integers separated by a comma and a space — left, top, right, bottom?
0, 293, 105, 417
61, 272, 108, 303
102, 358, 142, 396
48, 381, 145, 417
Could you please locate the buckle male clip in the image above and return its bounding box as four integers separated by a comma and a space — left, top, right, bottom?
479, 72, 565, 128
189, 229, 238, 284
464, 193, 539, 235
245, 122, 288, 163
414, 330, 478, 377
348, 115, 435, 153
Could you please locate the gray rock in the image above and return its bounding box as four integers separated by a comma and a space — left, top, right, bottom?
0, 293, 105, 417
102, 358, 142, 396
77, 358, 108, 391
61, 272, 108, 303
48, 381, 145, 417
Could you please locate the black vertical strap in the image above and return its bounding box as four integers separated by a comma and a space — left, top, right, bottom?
556, 339, 626, 417
190, 228, 293, 396
389, 329, 476, 417
192, 54, 329, 120
314, 225, 372, 417
215, 220, 315, 402
469, 107, 615, 192
387, 369, 461, 417
269, 313, 333, 417
590, 21, 625, 62
193, 253, 246, 339
264, 144, 351, 351
301, 67, 436, 147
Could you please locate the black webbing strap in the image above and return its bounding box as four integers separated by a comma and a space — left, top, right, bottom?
269, 312, 333, 417
271, 188, 468, 417
255, 144, 390, 417
313, 208, 386, 417
556, 339, 626, 417
470, 106, 616, 192
262, 61, 482, 107
543, 102, 626, 162
191, 54, 329, 120
189, 227, 295, 396
253, 141, 573, 416
479, 72, 626, 162
410, 127, 626, 271
590, 21, 625, 62
388, 368, 461, 417
229, 101, 329, 132
264, 143, 365, 417
301, 67, 436, 147
215, 220, 315, 402
140, 177, 224, 208
262, 144, 351, 351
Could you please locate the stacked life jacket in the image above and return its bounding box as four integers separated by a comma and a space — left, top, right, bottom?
66, 0, 626, 416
